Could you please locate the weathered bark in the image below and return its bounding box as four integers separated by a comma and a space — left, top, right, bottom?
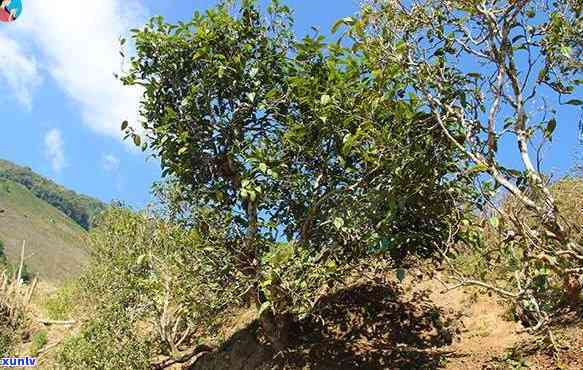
243, 198, 290, 351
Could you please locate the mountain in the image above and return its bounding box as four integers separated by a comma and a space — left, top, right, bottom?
0, 159, 106, 230
0, 159, 105, 283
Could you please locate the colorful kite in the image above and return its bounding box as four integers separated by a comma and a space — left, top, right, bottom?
0, 0, 22, 22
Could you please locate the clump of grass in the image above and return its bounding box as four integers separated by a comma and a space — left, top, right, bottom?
43, 282, 78, 321
0, 242, 37, 355
30, 330, 48, 355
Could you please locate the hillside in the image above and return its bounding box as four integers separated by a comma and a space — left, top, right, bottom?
0, 159, 106, 230
0, 179, 88, 284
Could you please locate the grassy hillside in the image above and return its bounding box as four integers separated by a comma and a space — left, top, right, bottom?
0, 179, 88, 284
0, 159, 106, 230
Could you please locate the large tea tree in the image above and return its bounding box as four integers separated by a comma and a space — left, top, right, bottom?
123, 0, 470, 350
123, 0, 294, 348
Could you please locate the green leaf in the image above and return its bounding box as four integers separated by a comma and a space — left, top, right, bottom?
121, 120, 129, 131
331, 16, 355, 33
132, 134, 141, 147
489, 216, 500, 229
396, 268, 406, 282
240, 189, 248, 199
544, 118, 556, 140
178, 147, 188, 155
467, 163, 489, 174
247, 92, 256, 103
565, 99, 582, 106
560, 46, 572, 58
259, 163, 268, 173
320, 94, 331, 105
136, 254, 146, 266
333, 217, 344, 229
257, 301, 272, 318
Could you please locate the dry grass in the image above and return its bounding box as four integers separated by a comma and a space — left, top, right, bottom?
0, 242, 37, 327
0, 242, 38, 356
552, 177, 583, 244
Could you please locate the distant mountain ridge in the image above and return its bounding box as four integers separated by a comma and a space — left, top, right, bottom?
0, 159, 106, 230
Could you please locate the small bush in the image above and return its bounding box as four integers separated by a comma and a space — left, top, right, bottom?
56, 206, 246, 368
0, 327, 16, 357
43, 282, 78, 321
30, 330, 48, 355
447, 176, 583, 325
57, 313, 153, 369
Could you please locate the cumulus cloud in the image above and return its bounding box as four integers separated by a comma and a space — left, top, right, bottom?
102, 154, 120, 172
12, 0, 147, 139
0, 33, 41, 109
44, 129, 66, 173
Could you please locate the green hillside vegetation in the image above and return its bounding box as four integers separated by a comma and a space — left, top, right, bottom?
0, 159, 106, 230
0, 179, 88, 284
0, 240, 7, 267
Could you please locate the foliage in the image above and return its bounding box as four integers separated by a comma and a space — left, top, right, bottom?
43, 281, 78, 321
0, 240, 6, 267
276, 30, 473, 263
57, 205, 247, 368
30, 330, 48, 356
58, 313, 153, 369
355, 0, 583, 331
121, 0, 471, 352
0, 159, 106, 230
449, 177, 583, 326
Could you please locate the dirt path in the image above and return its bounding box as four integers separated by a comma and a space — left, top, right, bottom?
416, 278, 528, 369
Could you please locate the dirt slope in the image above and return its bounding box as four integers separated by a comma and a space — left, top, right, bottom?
185, 273, 582, 370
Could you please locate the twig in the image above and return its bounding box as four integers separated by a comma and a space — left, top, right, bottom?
36, 318, 77, 325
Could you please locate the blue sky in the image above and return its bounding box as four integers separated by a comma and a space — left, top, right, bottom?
0, 0, 360, 207
0, 0, 580, 208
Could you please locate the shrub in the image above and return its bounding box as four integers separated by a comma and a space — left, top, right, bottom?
56, 206, 246, 368
58, 313, 152, 369
30, 330, 48, 356
448, 176, 583, 324
43, 281, 78, 321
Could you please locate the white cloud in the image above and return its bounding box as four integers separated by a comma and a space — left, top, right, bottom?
0, 33, 41, 109
102, 154, 120, 172
44, 129, 66, 173
12, 0, 147, 140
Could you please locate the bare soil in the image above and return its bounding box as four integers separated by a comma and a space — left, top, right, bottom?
186, 273, 583, 370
